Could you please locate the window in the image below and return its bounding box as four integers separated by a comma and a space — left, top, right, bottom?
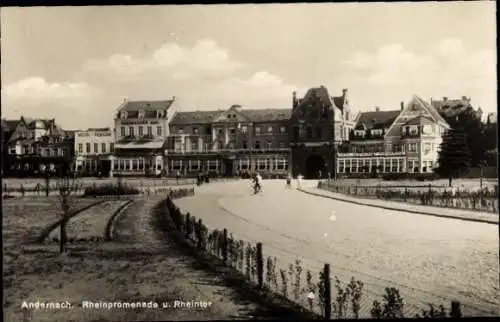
230, 128, 236, 135
94, 143, 98, 153
254, 141, 261, 149
86, 143, 91, 153
315, 127, 322, 138
147, 126, 152, 136
280, 126, 286, 133
306, 127, 313, 139
78, 143, 83, 153
110, 143, 114, 152
193, 127, 199, 135
424, 143, 432, 155
129, 127, 134, 137
218, 141, 223, 149
191, 140, 198, 151
408, 143, 417, 152
293, 127, 300, 141
267, 126, 273, 133
391, 159, 398, 173
121, 127, 125, 137
266, 141, 273, 149
242, 141, 248, 149
101, 143, 106, 153
345, 112, 350, 120
157, 126, 162, 136
138, 126, 144, 136
255, 127, 261, 135
279, 142, 285, 148
241, 125, 248, 133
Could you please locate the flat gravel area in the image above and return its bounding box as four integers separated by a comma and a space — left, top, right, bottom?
174, 180, 500, 317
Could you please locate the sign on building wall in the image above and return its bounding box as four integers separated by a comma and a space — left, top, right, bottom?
120, 120, 160, 125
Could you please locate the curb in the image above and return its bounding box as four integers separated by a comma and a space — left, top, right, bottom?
298, 189, 498, 225
154, 198, 323, 320
104, 199, 135, 241
35, 200, 107, 244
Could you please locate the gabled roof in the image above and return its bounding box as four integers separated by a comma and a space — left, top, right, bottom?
1, 119, 19, 132
170, 108, 291, 125
117, 100, 175, 112
299, 86, 337, 110
431, 97, 472, 116
404, 115, 435, 126
413, 96, 448, 126
354, 110, 401, 130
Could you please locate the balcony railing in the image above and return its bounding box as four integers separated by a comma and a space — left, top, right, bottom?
337, 151, 406, 158
167, 148, 290, 155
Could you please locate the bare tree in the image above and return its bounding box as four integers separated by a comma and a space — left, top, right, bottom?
56, 174, 80, 254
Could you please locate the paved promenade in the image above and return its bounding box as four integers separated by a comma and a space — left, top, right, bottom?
299, 187, 499, 225
174, 180, 499, 317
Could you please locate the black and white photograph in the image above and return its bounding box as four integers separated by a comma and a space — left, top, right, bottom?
1, 2, 498, 321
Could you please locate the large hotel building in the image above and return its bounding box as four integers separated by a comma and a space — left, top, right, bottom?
99, 86, 450, 178
2, 86, 452, 178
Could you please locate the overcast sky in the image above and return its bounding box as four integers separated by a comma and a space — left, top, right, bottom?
1, 3, 496, 130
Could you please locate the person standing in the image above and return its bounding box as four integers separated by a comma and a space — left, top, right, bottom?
297, 173, 303, 189
286, 173, 292, 189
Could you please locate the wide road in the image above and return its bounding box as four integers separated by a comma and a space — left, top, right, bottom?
175, 180, 499, 317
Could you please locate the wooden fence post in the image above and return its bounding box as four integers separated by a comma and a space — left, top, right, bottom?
450, 300, 461, 318
223, 228, 228, 263
197, 219, 203, 249
185, 212, 191, 238
324, 263, 331, 320
256, 243, 263, 289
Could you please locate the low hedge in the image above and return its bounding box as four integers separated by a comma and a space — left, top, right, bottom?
83, 183, 140, 197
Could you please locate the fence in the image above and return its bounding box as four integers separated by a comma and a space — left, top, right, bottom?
161, 196, 468, 319
2, 180, 197, 198
318, 181, 498, 214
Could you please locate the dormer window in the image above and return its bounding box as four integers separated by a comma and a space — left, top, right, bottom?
120, 111, 128, 119
354, 130, 365, 137
371, 129, 383, 136
138, 110, 145, 118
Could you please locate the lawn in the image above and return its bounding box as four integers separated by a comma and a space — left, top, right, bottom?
47, 200, 130, 241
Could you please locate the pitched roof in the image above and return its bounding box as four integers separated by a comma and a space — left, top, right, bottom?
117, 100, 174, 112
1, 119, 19, 132
404, 115, 435, 126
170, 108, 291, 125
413, 96, 448, 125
355, 110, 401, 130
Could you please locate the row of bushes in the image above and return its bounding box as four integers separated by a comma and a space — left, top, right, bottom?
318, 182, 498, 213
162, 195, 466, 319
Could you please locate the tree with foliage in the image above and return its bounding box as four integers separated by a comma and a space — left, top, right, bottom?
435, 127, 471, 187
56, 174, 79, 253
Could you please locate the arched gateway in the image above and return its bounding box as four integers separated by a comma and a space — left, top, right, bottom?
304, 154, 327, 179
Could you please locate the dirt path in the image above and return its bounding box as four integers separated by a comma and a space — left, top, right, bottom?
111, 195, 299, 320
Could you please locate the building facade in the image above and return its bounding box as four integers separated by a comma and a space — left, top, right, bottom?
111, 98, 177, 177
337, 95, 450, 176
5, 117, 74, 176
289, 86, 356, 178
166, 104, 290, 177
74, 128, 115, 175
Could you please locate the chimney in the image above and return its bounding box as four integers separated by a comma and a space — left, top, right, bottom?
292, 91, 297, 108
375, 106, 380, 112
172, 96, 176, 101
443, 97, 448, 102
400, 101, 404, 110
461, 96, 468, 101
342, 88, 348, 97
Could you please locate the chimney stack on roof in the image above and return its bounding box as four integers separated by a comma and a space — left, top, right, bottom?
172, 96, 176, 101
375, 106, 380, 112
443, 97, 448, 101
292, 91, 298, 108
400, 101, 404, 110
342, 88, 348, 96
